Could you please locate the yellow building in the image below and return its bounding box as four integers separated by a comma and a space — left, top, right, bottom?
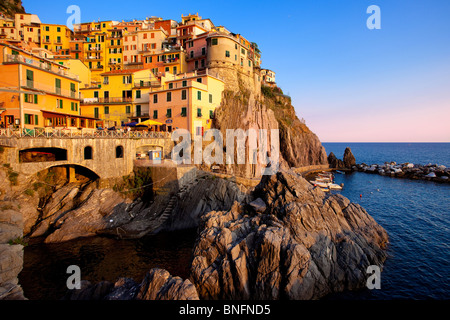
40, 24, 73, 54
73, 20, 124, 81
80, 68, 157, 127
0, 43, 96, 131
149, 70, 224, 136
52, 57, 92, 88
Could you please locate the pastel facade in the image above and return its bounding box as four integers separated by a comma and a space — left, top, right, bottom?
148, 71, 224, 136
0, 43, 96, 131
40, 24, 72, 54
80, 68, 156, 127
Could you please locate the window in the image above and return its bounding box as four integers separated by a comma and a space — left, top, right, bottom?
202, 47, 206, 56
153, 110, 158, 119
181, 107, 187, 117
35, 115, 39, 125
248, 60, 252, 67
209, 94, 213, 103
104, 106, 109, 114
181, 90, 187, 100
26, 70, 34, 88
182, 80, 187, 87
197, 108, 202, 117
115, 146, 124, 159
126, 105, 131, 114
197, 91, 202, 100
153, 94, 158, 104
241, 48, 246, 55
225, 50, 230, 58
94, 108, 99, 118
94, 91, 99, 98
136, 90, 141, 99
235, 43, 238, 50
166, 108, 172, 118
70, 83, 76, 98
197, 78, 202, 83
84, 146, 93, 160
57, 27, 61, 32
167, 92, 172, 102
123, 75, 132, 84
212, 38, 218, 45
45, 26, 49, 31
56, 99, 63, 109
136, 105, 141, 117
57, 36, 61, 43
168, 83, 173, 89
190, 51, 194, 59
103, 76, 109, 85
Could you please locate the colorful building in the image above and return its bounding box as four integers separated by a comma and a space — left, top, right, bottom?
80, 68, 157, 127
148, 70, 224, 136
40, 24, 72, 54
0, 43, 96, 131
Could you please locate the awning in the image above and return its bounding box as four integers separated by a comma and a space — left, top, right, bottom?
138, 119, 164, 126
41, 110, 99, 120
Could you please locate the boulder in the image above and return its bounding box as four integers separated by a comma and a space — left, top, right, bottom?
190, 170, 389, 300
328, 152, 345, 169
63, 268, 199, 301
343, 147, 356, 169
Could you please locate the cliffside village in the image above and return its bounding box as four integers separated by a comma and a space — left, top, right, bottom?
0, 12, 278, 136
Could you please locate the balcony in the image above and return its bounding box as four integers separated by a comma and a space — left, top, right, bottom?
81, 97, 133, 105
85, 55, 103, 61
5, 54, 79, 81
134, 81, 161, 88
21, 79, 79, 100
86, 47, 102, 52
90, 65, 104, 71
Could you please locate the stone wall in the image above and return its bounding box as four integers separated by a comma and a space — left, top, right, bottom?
0, 137, 174, 182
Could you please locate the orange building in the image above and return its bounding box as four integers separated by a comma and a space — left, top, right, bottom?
0, 43, 96, 131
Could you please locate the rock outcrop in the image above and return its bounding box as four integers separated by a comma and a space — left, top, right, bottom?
0, 168, 25, 300
0, 0, 25, 18
263, 92, 328, 168
343, 147, 356, 169
190, 170, 388, 300
328, 147, 356, 170
211, 87, 328, 180
63, 268, 199, 301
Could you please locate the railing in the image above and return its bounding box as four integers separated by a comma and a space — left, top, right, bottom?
0, 128, 172, 139
5, 54, 80, 81
81, 97, 133, 104
21, 79, 78, 99
134, 81, 161, 88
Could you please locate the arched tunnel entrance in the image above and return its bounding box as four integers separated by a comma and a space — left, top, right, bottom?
19, 148, 68, 163
35, 164, 100, 186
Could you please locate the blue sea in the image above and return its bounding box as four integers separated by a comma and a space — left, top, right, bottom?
323, 143, 450, 299
20, 143, 450, 300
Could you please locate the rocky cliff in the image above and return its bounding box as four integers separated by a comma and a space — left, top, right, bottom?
190, 170, 388, 300
0, 0, 25, 18
63, 268, 199, 300
211, 84, 328, 180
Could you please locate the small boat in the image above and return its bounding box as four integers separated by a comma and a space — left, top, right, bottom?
335, 170, 345, 175
328, 184, 343, 190
310, 181, 329, 188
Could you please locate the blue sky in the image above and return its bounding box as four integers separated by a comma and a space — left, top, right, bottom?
22, 0, 450, 142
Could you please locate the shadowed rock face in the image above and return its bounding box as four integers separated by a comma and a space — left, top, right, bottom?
62, 268, 199, 301
212, 90, 328, 179
190, 170, 388, 300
